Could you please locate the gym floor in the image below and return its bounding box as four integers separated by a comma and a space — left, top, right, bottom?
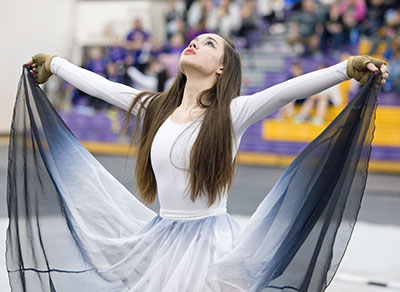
0, 143, 399, 291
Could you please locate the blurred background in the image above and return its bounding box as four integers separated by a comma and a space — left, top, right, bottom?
1, 0, 400, 291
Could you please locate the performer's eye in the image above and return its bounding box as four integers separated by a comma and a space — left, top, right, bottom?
205, 41, 215, 48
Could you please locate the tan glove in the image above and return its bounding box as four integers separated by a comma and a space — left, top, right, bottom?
31, 53, 56, 84
347, 55, 386, 84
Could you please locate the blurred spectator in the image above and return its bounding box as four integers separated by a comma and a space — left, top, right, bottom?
339, 0, 367, 47
126, 19, 150, 51
257, 0, 285, 24
168, 17, 187, 43
320, 2, 348, 52
383, 12, 400, 60
135, 39, 155, 72
369, 7, 400, 55
187, 15, 211, 41
164, 32, 187, 53
277, 61, 304, 119
236, 0, 259, 48
108, 37, 127, 64
105, 62, 123, 83
339, 0, 367, 23
185, 0, 197, 10
158, 32, 186, 78
105, 61, 128, 133
84, 47, 108, 76
383, 34, 400, 93
385, 7, 400, 33
287, 0, 324, 55
288, 61, 305, 80
362, 0, 388, 39
165, 0, 186, 41
43, 77, 67, 111
127, 58, 173, 92
84, 48, 110, 111
187, 0, 215, 31
384, 36, 400, 61
117, 54, 136, 86
207, 0, 242, 38
294, 63, 341, 125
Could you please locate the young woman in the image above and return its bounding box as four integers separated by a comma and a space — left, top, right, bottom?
20, 33, 388, 292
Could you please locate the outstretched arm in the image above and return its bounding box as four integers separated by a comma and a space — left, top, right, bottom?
50, 57, 141, 113
230, 60, 350, 135
231, 56, 388, 136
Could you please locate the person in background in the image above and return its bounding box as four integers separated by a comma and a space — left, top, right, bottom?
257, 0, 285, 25
277, 61, 304, 119
75, 47, 109, 111
124, 19, 152, 73
126, 18, 150, 51
320, 2, 348, 52
158, 32, 187, 79
167, 17, 187, 44
362, 0, 388, 42
105, 61, 123, 84
187, 0, 215, 31
287, 0, 324, 55
187, 15, 211, 41
127, 58, 173, 92
163, 31, 187, 54
108, 36, 127, 65
294, 63, 342, 125
236, 0, 259, 48
208, 0, 242, 38
368, 6, 400, 56
165, 0, 186, 41
339, 0, 367, 47
84, 47, 108, 77
382, 34, 400, 93
105, 61, 127, 133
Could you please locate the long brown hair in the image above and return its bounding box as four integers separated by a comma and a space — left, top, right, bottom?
123, 38, 242, 206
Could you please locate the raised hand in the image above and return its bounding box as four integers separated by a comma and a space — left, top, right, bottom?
347, 55, 388, 85
27, 53, 56, 84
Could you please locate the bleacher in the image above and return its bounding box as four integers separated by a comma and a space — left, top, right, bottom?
58, 2, 400, 174
236, 35, 400, 173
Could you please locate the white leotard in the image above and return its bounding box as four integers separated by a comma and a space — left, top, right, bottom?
50, 57, 349, 220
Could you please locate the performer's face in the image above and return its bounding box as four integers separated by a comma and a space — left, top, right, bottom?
179, 33, 225, 78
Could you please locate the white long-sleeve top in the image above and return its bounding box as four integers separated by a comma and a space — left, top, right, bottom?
51, 57, 350, 220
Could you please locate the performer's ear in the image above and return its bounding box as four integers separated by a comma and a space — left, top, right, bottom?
217, 67, 223, 75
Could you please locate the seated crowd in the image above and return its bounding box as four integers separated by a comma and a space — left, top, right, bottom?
59, 0, 399, 125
